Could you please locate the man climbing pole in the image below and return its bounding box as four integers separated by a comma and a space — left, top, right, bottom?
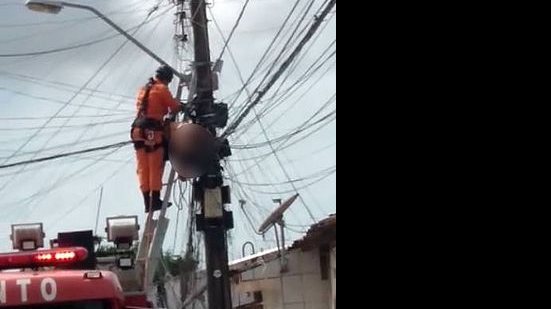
131, 65, 183, 213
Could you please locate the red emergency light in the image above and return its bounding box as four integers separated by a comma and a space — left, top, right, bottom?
0, 247, 88, 270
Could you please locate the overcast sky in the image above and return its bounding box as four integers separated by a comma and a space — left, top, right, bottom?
0, 0, 336, 260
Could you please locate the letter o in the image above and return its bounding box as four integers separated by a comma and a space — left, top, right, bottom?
40, 278, 57, 302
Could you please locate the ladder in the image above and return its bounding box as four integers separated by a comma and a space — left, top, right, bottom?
136, 168, 177, 292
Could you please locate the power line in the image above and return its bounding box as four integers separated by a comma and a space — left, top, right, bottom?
223, 0, 337, 138
211, 4, 335, 223
210, 0, 335, 160
251, 104, 318, 222
0, 20, 84, 45
3, 145, 127, 216
1, 0, 172, 214
231, 108, 335, 149
243, 168, 335, 195
0, 2, 24, 7
0, 117, 131, 131
213, 0, 250, 62
43, 157, 134, 232
209, 9, 253, 95
252, 57, 336, 135
236, 60, 336, 141
4, 12, 169, 209
229, 115, 335, 173
245, 0, 317, 97
0, 4, 168, 195
230, 101, 336, 176
234, 114, 335, 169
226, 165, 335, 187
227, 0, 317, 117
227, 168, 274, 238
232, 40, 336, 137
227, 161, 309, 232
262, 48, 335, 106
0, 30, 126, 58
0, 141, 131, 170
229, 141, 335, 163
0, 155, 129, 179
233, 91, 336, 149
0, 4, 174, 58
0, 113, 131, 121
5, 0, 175, 236
244, 113, 336, 164
0, 70, 136, 102
54, 1, 172, 161
0, 3, 159, 45
260, 35, 336, 114
0, 0, 172, 226
0, 130, 129, 158
0, 87, 134, 112
36, 8, 163, 166
273, 10, 336, 96
0, 0, 147, 28
0, 129, 107, 145
226, 0, 303, 113
228, 83, 321, 224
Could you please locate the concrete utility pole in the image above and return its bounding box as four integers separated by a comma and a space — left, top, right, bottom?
189, 0, 234, 308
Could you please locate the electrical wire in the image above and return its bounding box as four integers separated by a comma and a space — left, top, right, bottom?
0, 141, 132, 170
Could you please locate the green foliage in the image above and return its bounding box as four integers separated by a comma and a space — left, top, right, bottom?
95, 244, 119, 257
154, 252, 198, 284
95, 243, 138, 257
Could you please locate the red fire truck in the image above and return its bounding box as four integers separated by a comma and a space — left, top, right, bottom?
0, 223, 153, 309
0, 247, 124, 308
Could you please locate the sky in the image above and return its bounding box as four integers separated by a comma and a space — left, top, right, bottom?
0, 0, 336, 260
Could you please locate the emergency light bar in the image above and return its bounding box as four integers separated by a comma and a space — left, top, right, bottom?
0, 247, 88, 270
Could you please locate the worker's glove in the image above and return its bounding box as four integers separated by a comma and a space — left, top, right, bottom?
179, 102, 188, 114
181, 102, 199, 118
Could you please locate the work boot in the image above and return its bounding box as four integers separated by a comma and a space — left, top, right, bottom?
152, 191, 172, 211
143, 191, 152, 213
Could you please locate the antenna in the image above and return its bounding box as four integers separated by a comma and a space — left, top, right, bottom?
258, 194, 299, 234
257, 194, 299, 273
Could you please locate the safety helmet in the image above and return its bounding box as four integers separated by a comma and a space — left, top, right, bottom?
156, 65, 174, 83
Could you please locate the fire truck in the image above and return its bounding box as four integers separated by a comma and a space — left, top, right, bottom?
0, 218, 164, 308
0, 114, 229, 309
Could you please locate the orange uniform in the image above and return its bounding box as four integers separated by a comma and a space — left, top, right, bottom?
131, 78, 180, 195
135, 79, 180, 122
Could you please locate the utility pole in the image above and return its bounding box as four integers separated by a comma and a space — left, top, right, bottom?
191, 0, 213, 103
189, 0, 234, 308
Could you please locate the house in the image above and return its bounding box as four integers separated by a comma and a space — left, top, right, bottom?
165, 215, 336, 309
231, 215, 336, 309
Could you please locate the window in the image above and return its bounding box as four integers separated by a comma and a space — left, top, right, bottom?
1, 300, 109, 309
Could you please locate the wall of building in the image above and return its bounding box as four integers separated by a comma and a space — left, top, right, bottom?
233, 247, 333, 309
162, 246, 336, 309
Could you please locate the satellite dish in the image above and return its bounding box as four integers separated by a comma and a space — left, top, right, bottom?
258, 194, 299, 234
